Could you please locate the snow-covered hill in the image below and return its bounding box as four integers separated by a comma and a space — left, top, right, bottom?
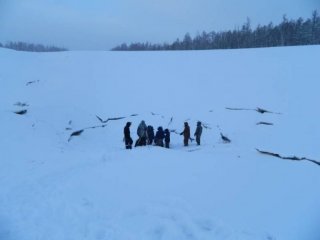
0, 46, 319, 240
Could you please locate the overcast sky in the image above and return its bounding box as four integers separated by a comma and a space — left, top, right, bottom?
0, 0, 319, 50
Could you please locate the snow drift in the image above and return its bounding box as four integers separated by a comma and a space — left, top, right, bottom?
0, 46, 320, 240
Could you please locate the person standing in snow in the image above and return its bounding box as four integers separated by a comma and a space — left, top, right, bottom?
194, 121, 203, 145
124, 122, 133, 149
135, 120, 147, 146
180, 122, 190, 146
154, 126, 165, 147
147, 125, 155, 145
164, 128, 170, 148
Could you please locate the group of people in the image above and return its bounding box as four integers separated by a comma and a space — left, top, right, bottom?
123, 120, 203, 150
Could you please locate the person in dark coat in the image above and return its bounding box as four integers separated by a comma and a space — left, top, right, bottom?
194, 121, 203, 145
164, 128, 170, 148
124, 122, 133, 149
147, 125, 155, 145
180, 122, 190, 146
135, 120, 147, 147
154, 126, 164, 147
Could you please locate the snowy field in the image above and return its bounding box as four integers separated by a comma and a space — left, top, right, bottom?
0, 46, 320, 240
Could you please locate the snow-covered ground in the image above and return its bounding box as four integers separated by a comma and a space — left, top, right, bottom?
0, 46, 319, 240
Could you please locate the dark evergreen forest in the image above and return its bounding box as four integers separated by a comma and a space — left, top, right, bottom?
0, 41, 67, 52
112, 10, 320, 51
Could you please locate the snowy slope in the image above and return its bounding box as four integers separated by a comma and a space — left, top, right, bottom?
0, 46, 320, 240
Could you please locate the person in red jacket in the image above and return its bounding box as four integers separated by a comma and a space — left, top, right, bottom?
180, 122, 190, 146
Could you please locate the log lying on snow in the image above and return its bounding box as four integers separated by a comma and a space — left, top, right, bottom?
226, 107, 282, 115
256, 148, 320, 166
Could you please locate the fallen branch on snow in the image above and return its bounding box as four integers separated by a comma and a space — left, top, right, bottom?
256, 122, 274, 125
220, 132, 231, 143
225, 107, 253, 111
14, 102, 29, 107
68, 124, 108, 142
167, 117, 173, 126
217, 125, 231, 143
256, 148, 320, 167
14, 109, 27, 115
68, 130, 84, 142
26, 80, 40, 86
226, 107, 282, 115
256, 107, 281, 114
96, 115, 126, 123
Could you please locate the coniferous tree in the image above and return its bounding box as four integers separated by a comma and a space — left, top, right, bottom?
112, 10, 320, 51
2, 41, 67, 52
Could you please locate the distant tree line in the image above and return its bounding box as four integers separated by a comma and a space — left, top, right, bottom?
112, 10, 320, 51
0, 41, 67, 52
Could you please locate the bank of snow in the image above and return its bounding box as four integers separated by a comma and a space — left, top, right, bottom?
0, 46, 319, 240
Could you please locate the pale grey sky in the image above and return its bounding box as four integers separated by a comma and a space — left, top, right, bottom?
0, 0, 319, 50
